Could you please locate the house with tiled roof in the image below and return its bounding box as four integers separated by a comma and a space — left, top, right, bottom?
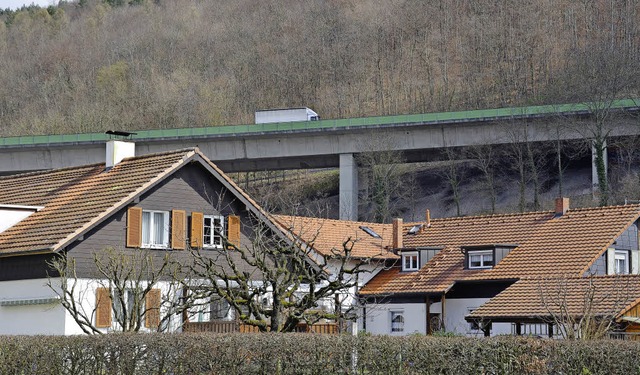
359, 199, 640, 337
0, 141, 287, 335
466, 275, 640, 339
273, 215, 396, 333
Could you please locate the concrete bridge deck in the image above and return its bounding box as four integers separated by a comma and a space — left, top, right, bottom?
1, 99, 638, 220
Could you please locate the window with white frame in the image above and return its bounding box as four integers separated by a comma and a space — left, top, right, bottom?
203, 215, 225, 249
402, 252, 419, 271
390, 311, 404, 333
615, 250, 629, 274
468, 250, 494, 269
141, 210, 169, 248
189, 295, 232, 322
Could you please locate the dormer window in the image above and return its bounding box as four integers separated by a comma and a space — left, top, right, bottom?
615, 250, 629, 274
462, 244, 517, 270
402, 251, 419, 271
468, 250, 494, 269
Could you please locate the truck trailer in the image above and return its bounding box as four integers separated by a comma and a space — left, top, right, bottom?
254, 107, 319, 124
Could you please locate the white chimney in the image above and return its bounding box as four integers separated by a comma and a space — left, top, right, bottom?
106, 140, 135, 169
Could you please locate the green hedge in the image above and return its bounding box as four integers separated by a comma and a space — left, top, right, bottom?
0, 334, 638, 374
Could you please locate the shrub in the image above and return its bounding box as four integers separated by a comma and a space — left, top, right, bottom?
0, 334, 638, 374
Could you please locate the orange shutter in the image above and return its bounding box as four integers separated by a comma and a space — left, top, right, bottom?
126, 207, 143, 248
171, 210, 186, 250
145, 289, 161, 329
95, 287, 112, 328
190, 212, 204, 249
227, 215, 241, 249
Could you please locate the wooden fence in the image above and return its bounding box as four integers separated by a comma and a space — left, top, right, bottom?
183, 320, 338, 334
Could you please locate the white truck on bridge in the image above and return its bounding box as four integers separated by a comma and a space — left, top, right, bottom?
255, 107, 319, 124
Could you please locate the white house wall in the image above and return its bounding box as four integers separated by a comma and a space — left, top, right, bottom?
0, 278, 67, 335
0, 277, 188, 335
365, 299, 511, 337
365, 303, 426, 335
326, 259, 385, 334
430, 298, 511, 337
64, 278, 185, 335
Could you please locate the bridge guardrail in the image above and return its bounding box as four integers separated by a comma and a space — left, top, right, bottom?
0, 99, 636, 147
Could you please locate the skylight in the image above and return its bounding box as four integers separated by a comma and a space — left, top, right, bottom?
408, 224, 423, 235
359, 226, 381, 239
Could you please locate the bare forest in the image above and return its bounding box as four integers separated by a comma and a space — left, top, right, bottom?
1, 0, 640, 136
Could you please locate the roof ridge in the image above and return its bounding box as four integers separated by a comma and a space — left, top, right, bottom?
0, 162, 103, 180
118, 147, 197, 163
425, 203, 640, 224
430, 210, 553, 223
530, 274, 640, 281
273, 214, 392, 227
0, 148, 198, 181
567, 203, 640, 213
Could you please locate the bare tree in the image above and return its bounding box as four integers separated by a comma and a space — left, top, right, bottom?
47, 247, 185, 334
183, 214, 383, 333
548, 40, 640, 205
537, 275, 636, 340
438, 147, 467, 217
356, 133, 407, 223
468, 143, 499, 214
503, 120, 547, 212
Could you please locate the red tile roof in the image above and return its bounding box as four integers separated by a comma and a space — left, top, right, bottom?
466, 275, 640, 321
273, 215, 396, 260
360, 205, 640, 295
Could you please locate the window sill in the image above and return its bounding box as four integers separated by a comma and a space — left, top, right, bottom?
203, 245, 224, 250
141, 244, 169, 250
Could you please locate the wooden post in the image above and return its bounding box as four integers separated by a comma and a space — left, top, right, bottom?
426, 296, 431, 335
548, 323, 554, 338
441, 293, 446, 331
515, 322, 522, 336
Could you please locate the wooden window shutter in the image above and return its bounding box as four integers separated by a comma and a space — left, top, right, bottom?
227, 215, 241, 249
190, 212, 204, 249
95, 287, 112, 328
171, 210, 186, 250
145, 289, 161, 329
126, 207, 143, 248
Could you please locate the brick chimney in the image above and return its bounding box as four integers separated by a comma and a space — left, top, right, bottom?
555, 197, 570, 216
106, 140, 135, 169
425, 209, 431, 227
392, 218, 403, 249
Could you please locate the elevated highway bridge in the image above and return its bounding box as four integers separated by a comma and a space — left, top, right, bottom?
1, 99, 638, 220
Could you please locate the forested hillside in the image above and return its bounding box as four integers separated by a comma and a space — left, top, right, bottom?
1, 0, 639, 136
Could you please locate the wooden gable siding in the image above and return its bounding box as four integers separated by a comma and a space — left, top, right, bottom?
59, 163, 253, 279
0, 253, 58, 282
0, 163, 256, 281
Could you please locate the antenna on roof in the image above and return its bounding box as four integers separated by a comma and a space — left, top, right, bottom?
105, 130, 137, 140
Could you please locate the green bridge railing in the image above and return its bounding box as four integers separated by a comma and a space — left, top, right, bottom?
0, 99, 637, 147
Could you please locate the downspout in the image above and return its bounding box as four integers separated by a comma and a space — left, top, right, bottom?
426, 295, 431, 335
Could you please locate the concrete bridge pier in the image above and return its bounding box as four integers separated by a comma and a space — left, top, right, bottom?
339, 153, 358, 221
